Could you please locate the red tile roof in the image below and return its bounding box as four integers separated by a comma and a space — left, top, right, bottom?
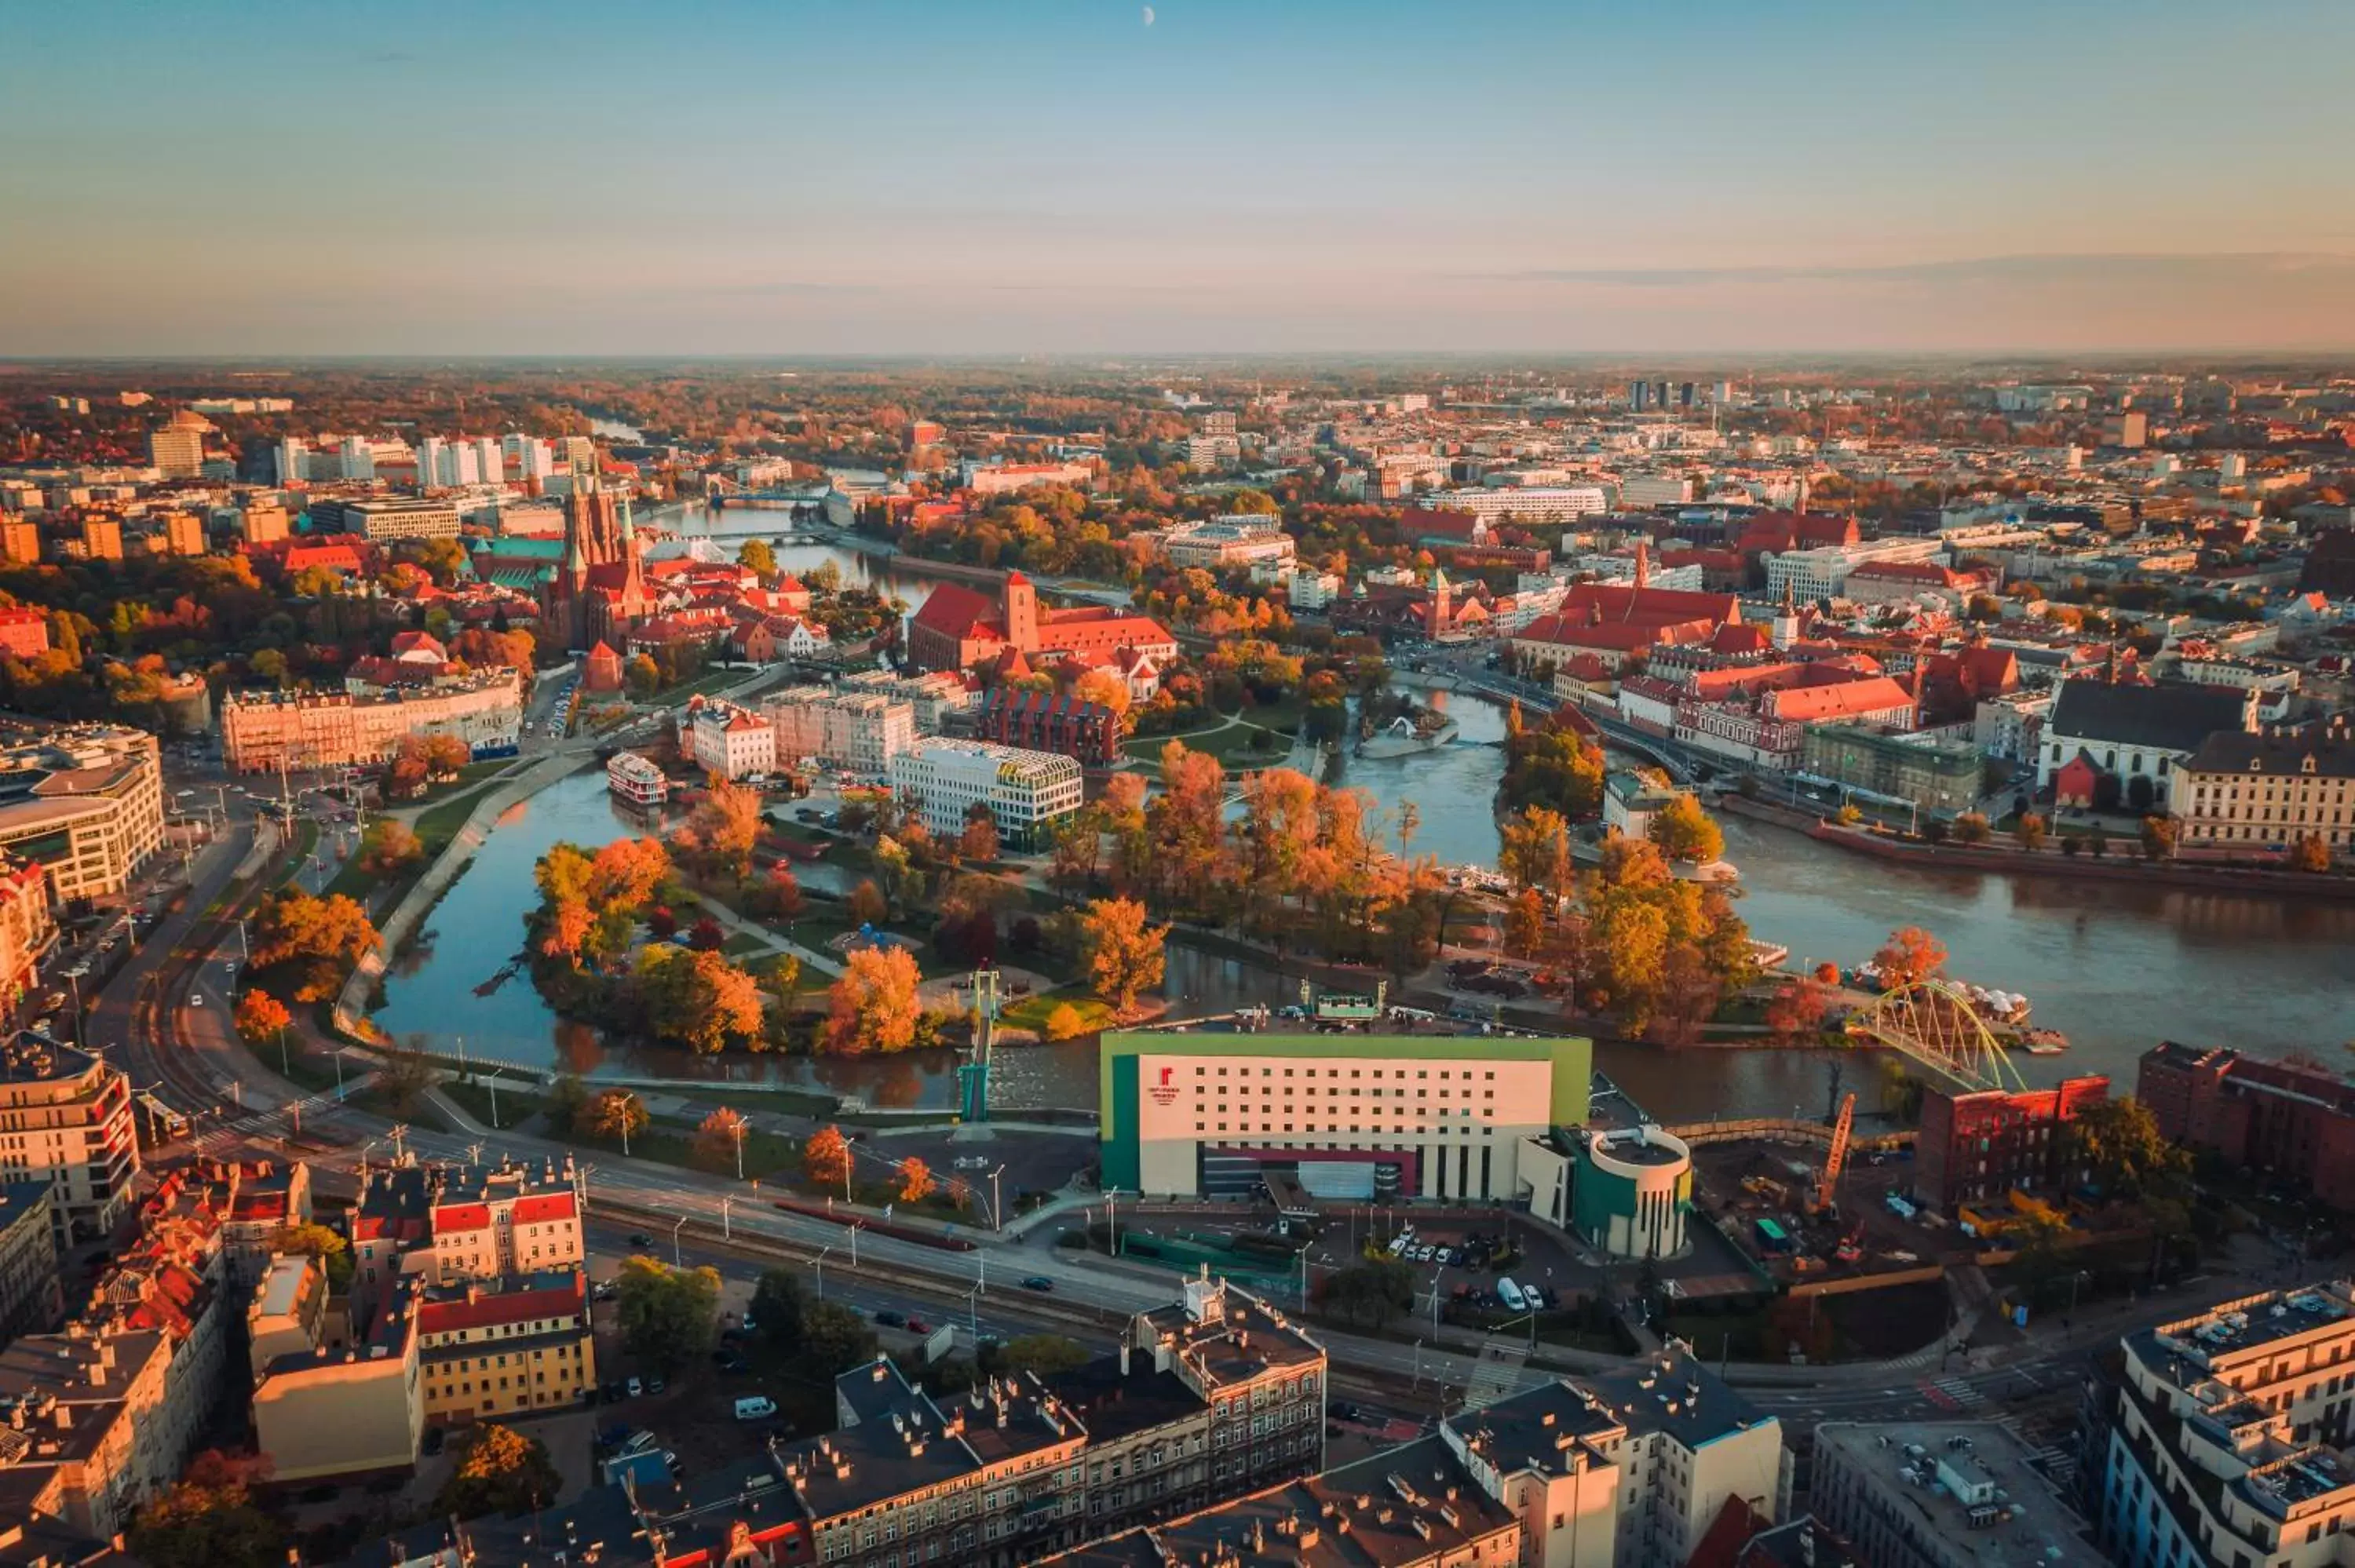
433, 1202, 492, 1233
512, 1192, 575, 1225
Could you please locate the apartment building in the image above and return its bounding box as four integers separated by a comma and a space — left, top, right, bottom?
309, 497, 463, 542
0, 1037, 139, 1242
764, 688, 918, 780
0, 1170, 233, 1539
837, 668, 977, 731
220, 671, 524, 774
977, 687, 1121, 768
1764, 538, 1948, 602
2090, 1282, 2355, 1568
1097, 1030, 1592, 1203
145, 413, 206, 480
1058, 1351, 1780, 1568
1799, 723, 1984, 812
415, 1268, 595, 1426
0, 1183, 60, 1342
251, 1275, 422, 1483
1423, 486, 1608, 523
0, 724, 166, 903
2176, 718, 2355, 855
889, 738, 1084, 851
1813, 1420, 2100, 1566
685, 695, 776, 781
631, 1278, 1325, 1568
204, 1158, 313, 1290
347, 1158, 585, 1311
0, 856, 57, 1018
246, 1254, 333, 1377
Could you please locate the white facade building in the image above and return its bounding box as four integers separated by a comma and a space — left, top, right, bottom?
686, 698, 777, 781
887, 738, 1083, 851
1425, 486, 1609, 523
1764, 536, 1947, 601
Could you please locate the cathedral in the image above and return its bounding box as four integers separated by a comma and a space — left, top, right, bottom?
546, 476, 656, 652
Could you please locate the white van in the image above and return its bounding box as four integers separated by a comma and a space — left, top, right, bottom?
1498, 1278, 1528, 1313
735, 1395, 777, 1421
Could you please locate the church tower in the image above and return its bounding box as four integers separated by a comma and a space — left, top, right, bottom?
1770, 581, 1800, 650
1002, 571, 1039, 653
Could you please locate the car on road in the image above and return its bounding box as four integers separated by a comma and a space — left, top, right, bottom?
953, 1156, 989, 1171
905, 1318, 929, 1336
628, 1232, 655, 1249
873, 1309, 906, 1328
1020, 1276, 1055, 1293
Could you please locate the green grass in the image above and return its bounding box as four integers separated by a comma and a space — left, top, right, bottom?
722, 932, 772, 957
275, 820, 322, 887
649, 668, 747, 708
412, 782, 502, 854
1000, 987, 1115, 1037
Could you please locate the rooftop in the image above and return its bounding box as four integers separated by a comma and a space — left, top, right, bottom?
1813, 1420, 2101, 1566
2149, 1282, 2355, 1367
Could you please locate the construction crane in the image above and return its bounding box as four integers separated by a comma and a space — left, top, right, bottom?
1813, 1092, 1856, 1213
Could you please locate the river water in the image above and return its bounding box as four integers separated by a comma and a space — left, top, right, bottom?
376, 564, 2355, 1118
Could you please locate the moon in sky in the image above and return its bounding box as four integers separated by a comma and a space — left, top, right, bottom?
1141, 5, 1155, 24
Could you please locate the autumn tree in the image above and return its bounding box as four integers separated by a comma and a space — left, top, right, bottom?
2014, 812, 2047, 851
575, 1088, 649, 1150
1071, 666, 1133, 720
896, 1156, 936, 1203
1647, 795, 1725, 864
686, 779, 765, 877
848, 877, 888, 929
2292, 834, 2334, 873
692, 1107, 749, 1175
423, 732, 471, 776
232, 988, 291, 1047
1079, 896, 1167, 1015
1498, 806, 1573, 903
958, 806, 999, 866
637, 946, 765, 1055
624, 652, 661, 696
825, 945, 922, 1055
434, 1424, 561, 1520
356, 818, 424, 876
1872, 925, 1947, 990
269, 1221, 352, 1291
127, 1450, 283, 1568
737, 538, 779, 578
803, 1124, 852, 1191
1764, 975, 1832, 1046
249, 891, 380, 1002
2139, 815, 2178, 862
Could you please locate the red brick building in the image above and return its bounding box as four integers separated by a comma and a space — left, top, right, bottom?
2138, 1042, 2355, 1207
907, 572, 1176, 676
1915, 1075, 2109, 1212
0, 608, 49, 661
977, 686, 1121, 767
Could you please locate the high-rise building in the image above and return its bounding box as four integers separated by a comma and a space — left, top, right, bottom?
888, 738, 1084, 851
160, 512, 206, 557
471, 436, 504, 486
338, 434, 377, 480
1813, 1420, 2100, 1566
0, 522, 38, 565
504, 433, 554, 481
275, 435, 309, 486
0, 723, 167, 902
559, 434, 596, 476
146, 410, 209, 479
239, 501, 290, 546
416, 436, 447, 490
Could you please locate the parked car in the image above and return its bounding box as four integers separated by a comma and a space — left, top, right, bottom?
625, 1376, 643, 1398
874, 1309, 906, 1328
1020, 1276, 1055, 1293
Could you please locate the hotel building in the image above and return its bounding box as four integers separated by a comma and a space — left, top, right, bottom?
1097, 1031, 1591, 1202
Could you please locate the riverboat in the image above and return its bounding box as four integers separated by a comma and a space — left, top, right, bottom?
606, 749, 669, 808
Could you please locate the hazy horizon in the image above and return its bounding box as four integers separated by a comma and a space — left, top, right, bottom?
8, 0, 2354, 357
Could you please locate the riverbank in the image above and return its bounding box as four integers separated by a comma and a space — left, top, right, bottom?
1718, 793, 2355, 902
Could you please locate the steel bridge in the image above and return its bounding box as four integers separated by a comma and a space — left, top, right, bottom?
1845, 978, 2026, 1093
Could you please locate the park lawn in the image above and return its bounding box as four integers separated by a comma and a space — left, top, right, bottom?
722, 932, 772, 957
649, 668, 748, 708
1000, 988, 1115, 1037
275, 820, 322, 887
412, 781, 502, 855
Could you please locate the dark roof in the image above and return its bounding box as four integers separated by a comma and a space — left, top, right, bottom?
2184, 721, 2355, 779
2047, 677, 2250, 753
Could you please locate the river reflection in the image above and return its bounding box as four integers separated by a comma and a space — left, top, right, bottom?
377, 667, 2355, 1121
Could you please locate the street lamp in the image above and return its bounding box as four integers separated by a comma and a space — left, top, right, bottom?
733, 1117, 746, 1183
333, 1047, 348, 1100
722, 1195, 733, 1242
813, 1245, 831, 1300
671, 1215, 687, 1267
989, 1165, 1005, 1233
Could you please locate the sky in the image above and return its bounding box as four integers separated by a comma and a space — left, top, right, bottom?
4, 0, 2353, 357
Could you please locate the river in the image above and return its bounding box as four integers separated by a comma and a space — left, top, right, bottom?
376, 611, 2354, 1119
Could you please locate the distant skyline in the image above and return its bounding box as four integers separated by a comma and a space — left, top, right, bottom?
5, 0, 2354, 356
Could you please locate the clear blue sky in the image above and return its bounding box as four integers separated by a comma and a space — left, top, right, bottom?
4, 0, 2352, 355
